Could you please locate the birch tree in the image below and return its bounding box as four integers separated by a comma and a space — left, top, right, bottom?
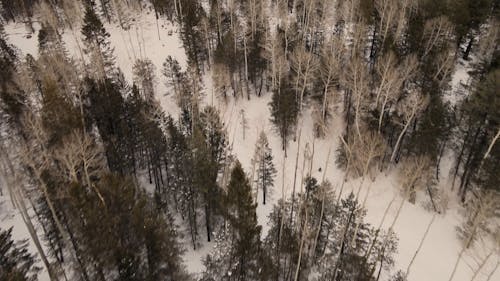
449, 190, 499, 281
263, 31, 287, 91
421, 16, 453, 60
390, 93, 430, 163
318, 38, 343, 126
53, 130, 106, 206
366, 155, 432, 266
342, 54, 369, 139
374, 52, 418, 132
350, 131, 386, 246
0, 140, 57, 280
290, 45, 318, 113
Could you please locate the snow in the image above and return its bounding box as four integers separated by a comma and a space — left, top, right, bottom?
0, 181, 51, 281
1, 6, 498, 281
445, 59, 473, 107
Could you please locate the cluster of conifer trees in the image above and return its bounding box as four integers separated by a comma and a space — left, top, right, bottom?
0, 0, 498, 281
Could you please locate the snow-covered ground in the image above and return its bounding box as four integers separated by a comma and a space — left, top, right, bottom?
2, 8, 499, 281
0, 177, 51, 281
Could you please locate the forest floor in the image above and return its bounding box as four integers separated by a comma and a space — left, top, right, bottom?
1, 9, 498, 281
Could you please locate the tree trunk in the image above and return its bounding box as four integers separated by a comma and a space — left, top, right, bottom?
369, 24, 378, 67
17, 189, 58, 281
458, 125, 483, 200
345, 90, 352, 137
290, 129, 302, 225
390, 112, 415, 163
463, 35, 474, 60
452, 126, 471, 189
378, 94, 389, 132
243, 34, 250, 100
478, 127, 500, 170
448, 204, 483, 281
364, 193, 398, 263
205, 201, 211, 242
311, 189, 326, 259
406, 213, 436, 278
436, 140, 447, 180
486, 259, 499, 281
322, 82, 330, 122
333, 205, 355, 280
470, 250, 493, 281
293, 209, 307, 281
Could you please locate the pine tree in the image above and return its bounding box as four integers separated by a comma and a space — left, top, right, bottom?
213, 29, 242, 97
454, 68, 500, 200
133, 59, 156, 102
66, 174, 188, 281
247, 24, 267, 96
192, 106, 227, 242
85, 77, 132, 174
162, 55, 185, 103
318, 193, 398, 281
449, 0, 493, 59
0, 0, 36, 22
179, 0, 207, 73
0, 23, 25, 124
270, 78, 299, 156
165, 116, 199, 249
254, 132, 277, 205
264, 198, 301, 281
0, 227, 40, 281
219, 161, 267, 280
81, 4, 116, 79
40, 76, 82, 147
98, 0, 113, 23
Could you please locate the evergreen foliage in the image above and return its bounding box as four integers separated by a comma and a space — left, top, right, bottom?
270, 78, 299, 155
0, 1, 499, 280
254, 132, 277, 205
0, 227, 40, 281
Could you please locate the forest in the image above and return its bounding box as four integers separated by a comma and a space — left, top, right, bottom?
0, 0, 498, 281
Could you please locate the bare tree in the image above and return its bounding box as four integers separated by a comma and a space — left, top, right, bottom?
374, 0, 413, 46
350, 131, 386, 245
212, 62, 231, 101
448, 190, 499, 281
290, 128, 302, 223
20, 112, 71, 242
290, 45, 318, 112
53, 130, 106, 206
374, 52, 418, 132
406, 212, 437, 278
246, 0, 265, 40
390, 93, 430, 163
479, 127, 500, 170
375, 0, 398, 43
318, 38, 343, 126
366, 155, 432, 264
294, 207, 308, 281
239, 109, 249, 140
0, 142, 58, 280
485, 239, 499, 281
470, 241, 496, 281
264, 31, 287, 92
342, 54, 369, 139
421, 16, 453, 60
